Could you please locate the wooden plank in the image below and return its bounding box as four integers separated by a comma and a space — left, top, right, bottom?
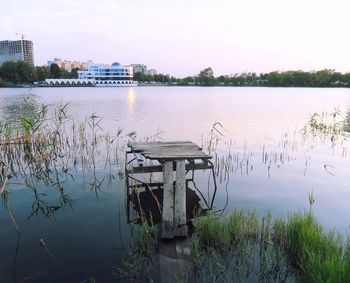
174, 160, 187, 237
126, 161, 213, 174
162, 161, 174, 239
142, 149, 210, 160
128, 141, 211, 160
129, 141, 195, 149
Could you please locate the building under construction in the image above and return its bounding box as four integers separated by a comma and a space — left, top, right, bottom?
0, 39, 34, 65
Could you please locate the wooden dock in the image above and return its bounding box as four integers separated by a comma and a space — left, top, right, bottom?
125, 141, 215, 239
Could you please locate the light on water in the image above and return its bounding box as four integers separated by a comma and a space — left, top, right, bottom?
0, 86, 350, 282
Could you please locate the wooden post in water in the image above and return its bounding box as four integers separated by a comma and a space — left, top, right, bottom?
174, 160, 187, 237
126, 141, 212, 239
162, 161, 174, 239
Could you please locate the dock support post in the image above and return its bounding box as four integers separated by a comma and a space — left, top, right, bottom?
174, 160, 187, 237
162, 161, 174, 239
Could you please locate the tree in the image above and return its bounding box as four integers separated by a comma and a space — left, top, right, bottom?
50, 63, 61, 79
34, 66, 50, 81
16, 61, 34, 83
133, 72, 142, 81
266, 71, 281, 86
197, 67, 215, 86
0, 61, 18, 83
70, 68, 79, 79
315, 69, 333, 87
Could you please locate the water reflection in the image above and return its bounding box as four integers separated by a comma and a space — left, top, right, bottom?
344, 109, 350, 132
0, 94, 126, 225
127, 87, 136, 110
128, 186, 203, 225
1, 87, 350, 282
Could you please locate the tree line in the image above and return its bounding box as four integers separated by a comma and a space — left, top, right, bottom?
136, 67, 350, 88
0, 61, 78, 86
2, 61, 350, 88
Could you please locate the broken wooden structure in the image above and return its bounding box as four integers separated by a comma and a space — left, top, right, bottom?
125, 141, 217, 239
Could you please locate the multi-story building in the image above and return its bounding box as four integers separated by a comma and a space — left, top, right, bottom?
147, 69, 157, 75
77, 61, 136, 86
0, 40, 34, 65
48, 58, 88, 72
130, 64, 147, 74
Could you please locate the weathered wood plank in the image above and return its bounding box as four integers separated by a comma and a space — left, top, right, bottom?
162, 161, 174, 239
174, 160, 187, 237
126, 161, 213, 174
128, 141, 211, 160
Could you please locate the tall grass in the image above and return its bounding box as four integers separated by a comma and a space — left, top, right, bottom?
285, 212, 350, 283
0, 94, 129, 223
191, 210, 350, 282
114, 222, 158, 281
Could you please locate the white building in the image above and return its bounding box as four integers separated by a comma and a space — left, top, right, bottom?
78, 61, 136, 86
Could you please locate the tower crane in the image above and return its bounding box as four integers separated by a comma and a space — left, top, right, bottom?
15, 33, 27, 40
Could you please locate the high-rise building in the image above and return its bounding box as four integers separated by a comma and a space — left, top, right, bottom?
0, 40, 34, 65
147, 69, 157, 75
130, 64, 147, 74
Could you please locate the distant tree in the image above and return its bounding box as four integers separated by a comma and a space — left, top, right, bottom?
0, 61, 19, 83
179, 76, 195, 86
163, 74, 171, 83
70, 67, 79, 79
331, 71, 342, 86
266, 71, 281, 86
315, 69, 333, 87
17, 61, 34, 83
34, 66, 50, 81
50, 63, 61, 78
197, 67, 215, 86
291, 71, 307, 87
60, 68, 69, 79
342, 73, 350, 86
217, 75, 226, 84
279, 71, 293, 87
133, 72, 142, 81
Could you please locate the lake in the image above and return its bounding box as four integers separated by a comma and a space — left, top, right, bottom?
0, 86, 349, 282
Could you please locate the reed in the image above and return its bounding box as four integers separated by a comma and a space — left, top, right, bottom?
190, 209, 350, 282
114, 222, 158, 281
284, 212, 350, 283
0, 94, 131, 224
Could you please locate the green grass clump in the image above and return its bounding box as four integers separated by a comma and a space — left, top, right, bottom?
191, 210, 350, 282
115, 222, 158, 281
194, 214, 231, 251
130, 222, 158, 257
194, 210, 260, 253
284, 212, 350, 283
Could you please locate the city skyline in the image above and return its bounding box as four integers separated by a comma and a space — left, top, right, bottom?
1, 0, 350, 77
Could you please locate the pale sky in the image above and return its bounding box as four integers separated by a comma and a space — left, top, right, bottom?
1, 0, 350, 77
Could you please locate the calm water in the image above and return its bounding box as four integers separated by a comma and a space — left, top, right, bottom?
0, 86, 350, 282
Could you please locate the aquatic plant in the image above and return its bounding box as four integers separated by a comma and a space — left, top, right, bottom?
190, 209, 350, 283
302, 107, 350, 144
284, 212, 350, 283
0, 94, 127, 222
114, 222, 158, 282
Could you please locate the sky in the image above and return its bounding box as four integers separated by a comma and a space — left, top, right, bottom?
1, 0, 350, 77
